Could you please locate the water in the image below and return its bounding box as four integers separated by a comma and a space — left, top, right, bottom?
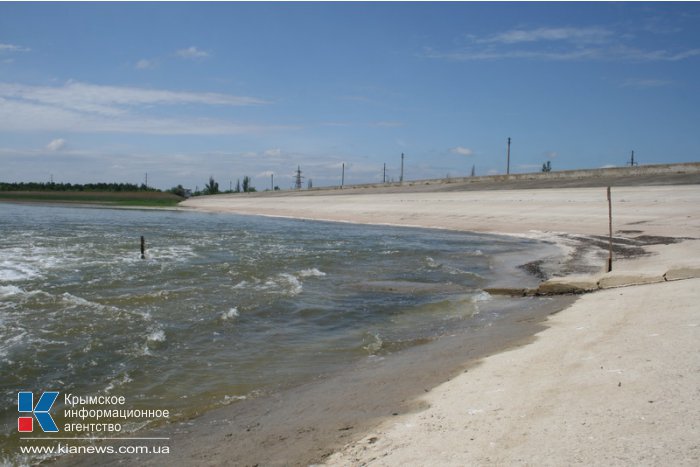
0, 203, 544, 463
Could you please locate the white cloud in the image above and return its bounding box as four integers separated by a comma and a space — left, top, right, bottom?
135, 59, 156, 70
0, 81, 288, 135
424, 24, 700, 63
622, 78, 674, 89
423, 46, 601, 62
481, 27, 613, 45
264, 148, 282, 157
0, 43, 30, 53
450, 146, 474, 157
0, 81, 267, 110
46, 138, 67, 151
177, 46, 210, 59
544, 151, 558, 159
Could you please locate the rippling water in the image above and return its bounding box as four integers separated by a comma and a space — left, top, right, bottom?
0, 203, 543, 462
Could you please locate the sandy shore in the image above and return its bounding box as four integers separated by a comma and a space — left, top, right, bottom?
180, 184, 699, 465
326, 278, 700, 466
181, 185, 699, 238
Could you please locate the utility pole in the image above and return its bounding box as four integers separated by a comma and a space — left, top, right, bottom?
271, 173, 274, 191
506, 137, 511, 175
294, 166, 303, 190
471, 164, 475, 177
341, 163, 345, 188
607, 186, 613, 272
400, 153, 404, 183
383, 163, 387, 183
629, 150, 637, 167
144, 172, 148, 188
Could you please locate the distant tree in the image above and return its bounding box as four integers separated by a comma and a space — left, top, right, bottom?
542, 161, 552, 173
204, 176, 220, 195
235, 179, 241, 193
170, 184, 187, 197
274, 185, 280, 191
242, 176, 251, 193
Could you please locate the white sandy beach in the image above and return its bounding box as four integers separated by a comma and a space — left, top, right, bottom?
182, 184, 700, 465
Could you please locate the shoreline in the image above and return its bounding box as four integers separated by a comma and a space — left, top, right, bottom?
327, 277, 700, 466
53, 183, 699, 465
182, 183, 699, 465
50, 214, 572, 467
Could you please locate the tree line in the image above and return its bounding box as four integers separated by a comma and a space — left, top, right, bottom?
0, 182, 160, 192
192, 175, 260, 196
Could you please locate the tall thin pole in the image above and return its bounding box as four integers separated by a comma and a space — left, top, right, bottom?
607, 186, 613, 272
400, 153, 404, 183
341, 163, 345, 188
383, 163, 386, 183
506, 137, 511, 175
295, 166, 303, 190
271, 174, 274, 190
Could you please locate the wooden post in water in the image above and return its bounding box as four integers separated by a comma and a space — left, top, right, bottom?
607, 186, 613, 272
140, 236, 145, 260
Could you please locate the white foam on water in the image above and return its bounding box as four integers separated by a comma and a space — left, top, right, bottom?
104, 372, 133, 394
298, 268, 326, 278
0, 259, 41, 281
278, 273, 302, 296
222, 307, 239, 320
147, 329, 166, 343
0, 285, 24, 297
222, 394, 247, 405
363, 332, 383, 355
146, 245, 197, 262
141, 328, 167, 356
233, 280, 249, 289
472, 290, 492, 302
0, 332, 21, 358
61, 292, 115, 311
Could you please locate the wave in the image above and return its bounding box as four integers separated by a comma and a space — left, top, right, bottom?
0, 285, 24, 297
147, 329, 166, 343
298, 268, 326, 278
275, 273, 303, 296
234, 269, 325, 297
222, 307, 239, 320
0, 260, 41, 281
61, 292, 118, 312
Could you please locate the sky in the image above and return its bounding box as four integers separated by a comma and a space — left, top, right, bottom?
1, 2, 700, 190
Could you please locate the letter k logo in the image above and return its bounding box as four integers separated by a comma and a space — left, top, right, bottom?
18, 392, 59, 432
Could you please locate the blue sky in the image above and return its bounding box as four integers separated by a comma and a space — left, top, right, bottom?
1, 2, 699, 190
